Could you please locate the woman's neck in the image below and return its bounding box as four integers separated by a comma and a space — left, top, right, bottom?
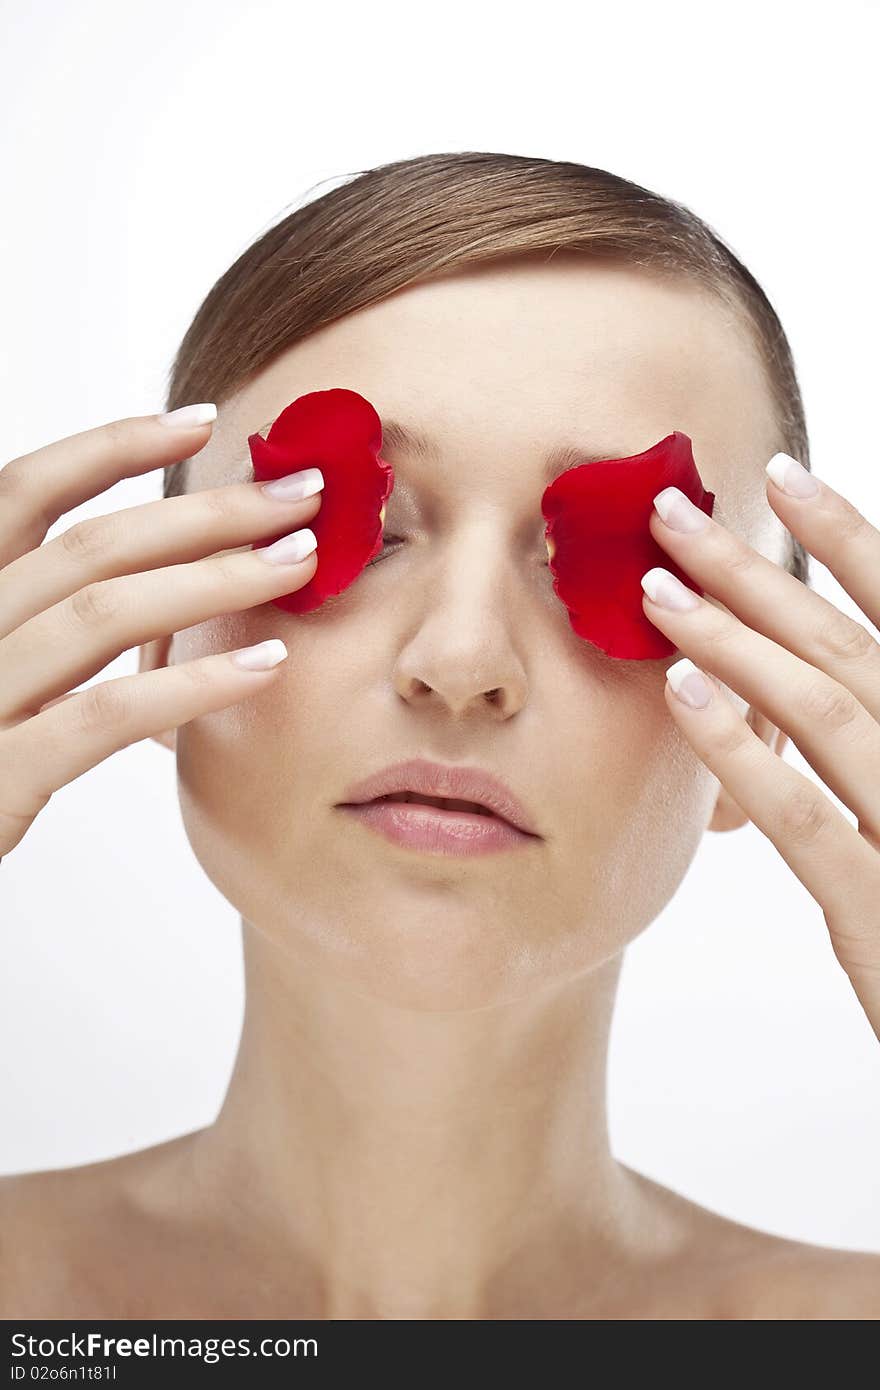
187, 919, 641, 1319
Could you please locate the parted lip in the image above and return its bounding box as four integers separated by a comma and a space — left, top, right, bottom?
338, 758, 541, 837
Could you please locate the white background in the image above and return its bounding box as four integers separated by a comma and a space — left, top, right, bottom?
1, 0, 878, 1251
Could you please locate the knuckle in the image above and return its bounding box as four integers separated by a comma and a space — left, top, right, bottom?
98, 416, 131, 454
0, 798, 43, 854
178, 659, 215, 696
59, 515, 116, 564
199, 487, 240, 525
0, 467, 54, 540
68, 578, 123, 629
0, 460, 26, 499
74, 679, 133, 735
834, 496, 872, 545
796, 677, 861, 731
828, 919, 880, 977
775, 782, 830, 847
700, 612, 739, 657
721, 537, 758, 575
713, 712, 757, 760
211, 551, 246, 588
813, 610, 877, 663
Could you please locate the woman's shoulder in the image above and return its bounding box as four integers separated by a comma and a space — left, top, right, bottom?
0, 1162, 108, 1316
620, 1164, 880, 1320
2, 1150, 878, 1319
742, 1242, 880, 1319
0, 1135, 199, 1318
705, 1229, 880, 1320
715, 1236, 880, 1320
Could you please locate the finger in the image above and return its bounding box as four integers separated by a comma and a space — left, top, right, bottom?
763, 455, 880, 632
0, 530, 318, 726
646, 480, 880, 723
0, 639, 290, 858
0, 474, 323, 639
640, 569, 880, 845
659, 658, 880, 1033
0, 406, 218, 568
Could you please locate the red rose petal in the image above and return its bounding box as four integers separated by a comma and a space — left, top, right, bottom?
249, 388, 394, 614
541, 431, 715, 659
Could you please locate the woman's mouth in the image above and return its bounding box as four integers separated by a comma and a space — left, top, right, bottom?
376, 792, 494, 814
338, 793, 535, 856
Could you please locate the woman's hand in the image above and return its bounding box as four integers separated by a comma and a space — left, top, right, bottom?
638, 454, 880, 1041
0, 408, 322, 860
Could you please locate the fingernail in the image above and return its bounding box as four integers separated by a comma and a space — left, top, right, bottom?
232, 638, 288, 670
666, 657, 712, 709
765, 452, 819, 498
261, 468, 324, 501
640, 566, 701, 612
157, 403, 217, 429
653, 487, 710, 533
259, 528, 318, 564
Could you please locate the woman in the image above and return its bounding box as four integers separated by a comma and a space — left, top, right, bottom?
1, 152, 878, 1319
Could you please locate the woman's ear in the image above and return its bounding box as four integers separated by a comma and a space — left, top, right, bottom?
137, 635, 176, 752
707, 705, 789, 832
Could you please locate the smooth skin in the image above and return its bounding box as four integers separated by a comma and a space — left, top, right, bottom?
643, 478, 880, 1036
0, 414, 320, 846
1, 254, 878, 1319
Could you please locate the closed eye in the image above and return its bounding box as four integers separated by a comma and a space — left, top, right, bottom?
366, 535, 406, 567
366, 535, 552, 568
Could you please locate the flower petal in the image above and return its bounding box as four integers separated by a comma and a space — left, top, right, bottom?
249, 388, 394, 614
541, 431, 715, 658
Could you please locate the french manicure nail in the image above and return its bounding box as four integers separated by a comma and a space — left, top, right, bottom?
232, 639, 288, 670
260, 528, 318, 564
157, 402, 217, 429
765, 453, 819, 498
261, 468, 325, 501
640, 566, 701, 611
653, 487, 710, 533
666, 657, 712, 709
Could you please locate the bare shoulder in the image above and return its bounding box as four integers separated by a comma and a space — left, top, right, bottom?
620, 1164, 880, 1320
0, 1133, 201, 1318
737, 1241, 880, 1319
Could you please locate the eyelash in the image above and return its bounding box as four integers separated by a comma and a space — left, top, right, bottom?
366, 535, 405, 567
367, 535, 551, 568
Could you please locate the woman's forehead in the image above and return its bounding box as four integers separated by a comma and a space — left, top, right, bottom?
192, 261, 777, 506
250, 262, 771, 442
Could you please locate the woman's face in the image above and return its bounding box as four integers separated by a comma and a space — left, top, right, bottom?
147, 256, 788, 1009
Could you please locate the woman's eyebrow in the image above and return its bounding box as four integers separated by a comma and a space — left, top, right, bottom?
380, 419, 634, 483
255, 416, 631, 482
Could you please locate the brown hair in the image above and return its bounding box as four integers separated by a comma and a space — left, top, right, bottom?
163, 150, 810, 585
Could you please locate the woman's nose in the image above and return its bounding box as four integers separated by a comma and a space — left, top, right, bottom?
391, 526, 529, 718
